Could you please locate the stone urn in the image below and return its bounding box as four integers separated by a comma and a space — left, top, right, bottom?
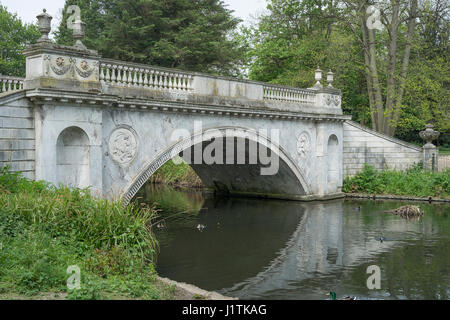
420, 124, 440, 147
36, 9, 53, 43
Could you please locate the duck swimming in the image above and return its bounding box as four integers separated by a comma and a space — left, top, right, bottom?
327, 292, 357, 300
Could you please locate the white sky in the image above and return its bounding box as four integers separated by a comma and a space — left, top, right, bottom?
0, 0, 268, 28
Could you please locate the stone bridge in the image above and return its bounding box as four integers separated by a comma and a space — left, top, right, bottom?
1, 10, 426, 204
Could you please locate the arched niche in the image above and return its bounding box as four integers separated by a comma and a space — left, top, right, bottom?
327, 135, 339, 193
56, 126, 91, 189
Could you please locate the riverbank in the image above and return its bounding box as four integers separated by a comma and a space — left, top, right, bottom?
0, 167, 201, 300
0, 277, 233, 300
343, 164, 450, 199
345, 193, 450, 203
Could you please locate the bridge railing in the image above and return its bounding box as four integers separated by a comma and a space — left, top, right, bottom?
100, 59, 322, 105
0, 75, 24, 94
100, 59, 194, 92
263, 84, 316, 104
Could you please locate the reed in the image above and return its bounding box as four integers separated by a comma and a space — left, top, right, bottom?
0, 167, 170, 299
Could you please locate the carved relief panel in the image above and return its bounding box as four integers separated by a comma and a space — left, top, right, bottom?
108, 127, 138, 166
43, 54, 99, 81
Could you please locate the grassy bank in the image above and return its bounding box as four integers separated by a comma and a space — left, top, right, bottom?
343, 164, 450, 199
150, 160, 203, 188
0, 167, 177, 300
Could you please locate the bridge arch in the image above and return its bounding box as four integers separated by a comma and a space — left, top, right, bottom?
122, 126, 311, 205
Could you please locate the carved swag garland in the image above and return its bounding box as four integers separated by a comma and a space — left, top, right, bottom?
45, 55, 98, 79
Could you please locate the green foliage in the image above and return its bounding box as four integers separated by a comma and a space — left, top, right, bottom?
0, 5, 40, 77
55, 0, 247, 76
242, 0, 449, 141
243, 0, 371, 125
343, 164, 450, 198
1, 231, 71, 295
0, 169, 173, 300
150, 160, 202, 188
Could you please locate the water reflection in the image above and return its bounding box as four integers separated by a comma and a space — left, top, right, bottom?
136, 186, 450, 300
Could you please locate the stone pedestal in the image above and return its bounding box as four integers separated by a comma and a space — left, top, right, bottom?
23, 10, 100, 93
420, 124, 440, 172
423, 144, 439, 172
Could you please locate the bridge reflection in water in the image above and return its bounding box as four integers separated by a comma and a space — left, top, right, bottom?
139, 186, 449, 300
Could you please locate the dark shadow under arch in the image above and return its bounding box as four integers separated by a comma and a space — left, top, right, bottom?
122, 126, 311, 205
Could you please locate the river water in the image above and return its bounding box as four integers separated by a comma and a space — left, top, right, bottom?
136, 185, 450, 300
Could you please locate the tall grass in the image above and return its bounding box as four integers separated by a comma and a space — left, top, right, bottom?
0, 167, 157, 258
343, 164, 450, 198
0, 167, 171, 299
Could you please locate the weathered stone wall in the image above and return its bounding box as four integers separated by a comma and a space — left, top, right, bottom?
343, 121, 422, 177
0, 92, 35, 179
439, 155, 450, 172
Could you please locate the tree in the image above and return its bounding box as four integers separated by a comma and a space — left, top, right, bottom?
244, 0, 371, 124
55, 0, 247, 76
395, 0, 449, 145
341, 0, 420, 136
245, 0, 448, 141
0, 5, 40, 77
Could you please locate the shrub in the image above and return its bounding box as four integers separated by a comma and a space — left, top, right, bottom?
343, 164, 450, 198
0, 169, 167, 299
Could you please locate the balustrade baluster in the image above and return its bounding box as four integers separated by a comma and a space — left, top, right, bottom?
125, 67, 131, 87
149, 70, 154, 88
142, 70, 148, 87
166, 73, 171, 89
132, 68, 137, 86
137, 69, 143, 87
105, 65, 111, 83
187, 75, 193, 90
116, 66, 122, 85
180, 74, 187, 91
178, 74, 184, 90
172, 73, 177, 90
100, 64, 105, 83
163, 72, 168, 88
111, 65, 117, 83
156, 71, 163, 88
169, 73, 175, 90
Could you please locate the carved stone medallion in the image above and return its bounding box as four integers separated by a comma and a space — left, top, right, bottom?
297, 132, 311, 159
80, 60, 89, 71
109, 128, 138, 166
56, 57, 65, 67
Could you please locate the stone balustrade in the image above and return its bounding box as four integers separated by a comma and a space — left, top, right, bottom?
0, 76, 24, 94
100, 59, 194, 92
263, 84, 316, 104
99, 59, 326, 107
